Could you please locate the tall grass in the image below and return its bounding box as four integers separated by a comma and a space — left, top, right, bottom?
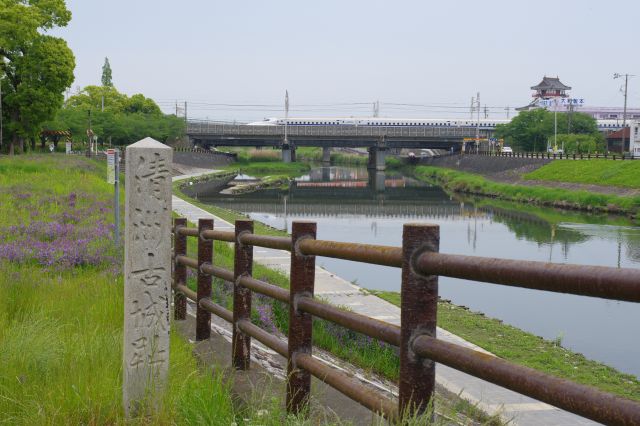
236, 148, 282, 164
230, 161, 310, 177
0, 155, 312, 425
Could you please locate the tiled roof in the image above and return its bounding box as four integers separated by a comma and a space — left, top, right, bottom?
531, 76, 571, 91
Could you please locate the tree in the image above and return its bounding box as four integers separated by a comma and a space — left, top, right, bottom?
124, 94, 162, 115
495, 109, 550, 152
101, 57, 113, 87
555, 134, 605, 154
45, 85, 185, 146
0, 0, 75, 155
65, 85, 128, 113
495, 109, 600, 152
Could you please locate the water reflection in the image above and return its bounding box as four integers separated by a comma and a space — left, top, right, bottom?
201, 165, 640, 377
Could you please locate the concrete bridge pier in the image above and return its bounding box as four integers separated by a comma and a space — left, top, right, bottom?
282, 141, 296, 163
367, 146, 387, 171
322, 147, 331, 164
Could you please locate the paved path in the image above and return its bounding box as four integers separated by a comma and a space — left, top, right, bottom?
172, 172, 598, 426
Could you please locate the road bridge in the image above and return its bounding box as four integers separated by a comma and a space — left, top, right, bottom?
187, 121, 486, 170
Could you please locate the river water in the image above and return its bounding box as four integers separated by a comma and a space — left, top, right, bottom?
201, 165, 640, 378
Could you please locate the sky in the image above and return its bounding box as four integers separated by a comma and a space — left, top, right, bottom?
53, 0, 640, 121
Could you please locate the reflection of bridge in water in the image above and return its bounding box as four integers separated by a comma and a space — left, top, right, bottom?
213, 198, 476, 219
207, 182, 487, 219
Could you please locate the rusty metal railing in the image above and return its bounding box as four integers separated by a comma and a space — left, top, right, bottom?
172, 217, 640, 425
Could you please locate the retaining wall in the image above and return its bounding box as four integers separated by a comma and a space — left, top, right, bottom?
173, 149, 237, 169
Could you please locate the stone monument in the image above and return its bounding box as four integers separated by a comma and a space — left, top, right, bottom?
122, 138, 172, 416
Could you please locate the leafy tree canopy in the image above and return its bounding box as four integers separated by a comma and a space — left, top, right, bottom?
64, 85, 162, 115
0, 0, 75, 154
554, 134, 605, 154
45, 85, 183, 146
495, 109, 599, 152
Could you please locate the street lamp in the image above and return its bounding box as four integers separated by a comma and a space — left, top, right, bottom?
613, 73, 635, 153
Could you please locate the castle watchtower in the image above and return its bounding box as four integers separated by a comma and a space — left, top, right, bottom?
531, 76, 571, 100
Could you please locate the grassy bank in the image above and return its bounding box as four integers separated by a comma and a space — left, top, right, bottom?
0, 155, 302, 425
414, 165, 640, 217
524, 159, 640, 188
226, 148, 310, 176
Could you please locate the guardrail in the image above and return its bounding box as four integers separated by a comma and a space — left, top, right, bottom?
476, 151, 638, 160
172, 217, 640, 424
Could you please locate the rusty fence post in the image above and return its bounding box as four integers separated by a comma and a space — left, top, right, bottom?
173, 217, 187, 320
399, 223, 440, 418
196, 218, 213, 341
287, 221, 317, 415
233, 220, 254, 370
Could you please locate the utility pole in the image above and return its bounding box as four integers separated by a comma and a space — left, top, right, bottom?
554, 98, 559, 152
284, 90, 289, 143
504, 106, 510, 119
184, 101, 187, 125
567, 102, 574, 134
470, 97, 474, 119
476, 92, 480, 152
175, 100, 178, 116
373, 100, 380, 117
484, 104, 488, 119
614, 73, 634, 152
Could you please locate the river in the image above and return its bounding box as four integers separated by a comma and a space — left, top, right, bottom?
200, 165, 640, 378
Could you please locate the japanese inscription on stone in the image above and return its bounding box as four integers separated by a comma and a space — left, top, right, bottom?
123, 138, 172, 416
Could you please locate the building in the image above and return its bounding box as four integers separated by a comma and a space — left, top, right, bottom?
576, 107, 640, 122
517, 76, 572, 111
605, 121, 640, 154
531, 76, 571, 99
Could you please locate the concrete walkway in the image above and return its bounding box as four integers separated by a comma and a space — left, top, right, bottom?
172, 173, 598, 426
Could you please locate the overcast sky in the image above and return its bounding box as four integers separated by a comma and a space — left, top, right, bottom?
54, 0, 640, 121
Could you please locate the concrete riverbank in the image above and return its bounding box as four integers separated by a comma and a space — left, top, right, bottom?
171, 170, 599, 425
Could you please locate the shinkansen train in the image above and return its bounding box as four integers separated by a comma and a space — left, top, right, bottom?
248, 117, 510, 130
247, 117, 626, 132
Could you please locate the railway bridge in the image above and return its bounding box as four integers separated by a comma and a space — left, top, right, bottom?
187, 121, 485, 170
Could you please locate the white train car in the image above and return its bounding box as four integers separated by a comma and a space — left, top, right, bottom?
248, 117, 510, 130
248, 117, 625, 132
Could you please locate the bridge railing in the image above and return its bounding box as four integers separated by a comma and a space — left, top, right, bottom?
172, 217, 640, 424
186, 122, 479, 138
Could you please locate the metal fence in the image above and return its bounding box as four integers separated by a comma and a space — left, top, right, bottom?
172, 217, 640, 424
476, 151, 638, 160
